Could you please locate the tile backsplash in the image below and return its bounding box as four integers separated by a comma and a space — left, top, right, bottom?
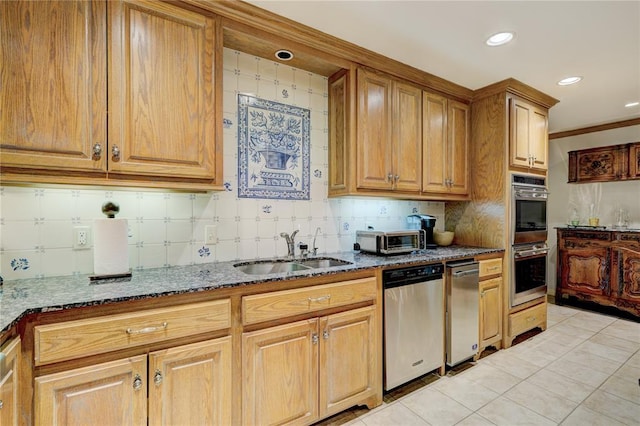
0, 48, 443, 280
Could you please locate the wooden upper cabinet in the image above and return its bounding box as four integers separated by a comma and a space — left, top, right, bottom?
108, 0, 220, 181
356, 68, 421, 192
356, 68, 394, 190
392, 81, 422, 192
0, 0, 107, 173
422, 92, 469, 196
509, 96, 549, 172
1, 0, 222, 190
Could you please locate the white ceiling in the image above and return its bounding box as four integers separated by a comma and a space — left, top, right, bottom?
247, 0, 640, 133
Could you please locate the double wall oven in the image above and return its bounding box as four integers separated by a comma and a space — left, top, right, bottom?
511, 174, 549, 307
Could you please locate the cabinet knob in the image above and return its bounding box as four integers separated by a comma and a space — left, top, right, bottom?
112, 145, 121, 161
92, 143, 102, 160
153, 370, 163, 386
394, 175, 400, 182
323, 329, 330, 339
312, 333, 319, 345
133, 374, 143, 391
0, 399, 3, 409
387, 173, 394, 183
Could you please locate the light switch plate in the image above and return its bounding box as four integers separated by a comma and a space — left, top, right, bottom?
205, 225, 217, 245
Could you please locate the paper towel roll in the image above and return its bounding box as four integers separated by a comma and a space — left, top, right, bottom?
93, 218, 129, 276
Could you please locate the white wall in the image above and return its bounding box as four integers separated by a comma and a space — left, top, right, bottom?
547, 124, 640, 294
0, 48, 444, 281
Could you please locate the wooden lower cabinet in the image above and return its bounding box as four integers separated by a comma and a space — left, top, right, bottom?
508, 301, 547, 345
479, 277, 502, 351
35, 355, 147, 426
0, 337, 21, 426
243, 305, 377, 426
35, 337, 232, 426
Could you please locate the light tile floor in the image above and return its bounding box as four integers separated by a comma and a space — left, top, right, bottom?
320, 303, 640, 426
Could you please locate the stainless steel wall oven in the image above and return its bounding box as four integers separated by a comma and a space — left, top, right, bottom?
511, 243, 548, 307
511, 174, 548, 307
512, 174, 548, 245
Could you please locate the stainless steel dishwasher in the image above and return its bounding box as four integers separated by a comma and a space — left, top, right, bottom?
446, 260, 480, 366
383, 263, 444, 390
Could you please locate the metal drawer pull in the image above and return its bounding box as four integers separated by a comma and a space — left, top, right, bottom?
308, 295, 331, 303
133, 374, 143, 390
126, 322, 168, 335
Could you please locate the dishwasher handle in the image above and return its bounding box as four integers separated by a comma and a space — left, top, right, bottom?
452, 269, 479, 278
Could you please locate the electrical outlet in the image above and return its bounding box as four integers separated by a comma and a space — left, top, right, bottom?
73, 226, 91, 250
205, 225, 217, 245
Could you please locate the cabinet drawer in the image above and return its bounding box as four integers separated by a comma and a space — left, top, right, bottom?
479, 258, 502, 278
243, 277, 377, 325
509, 302, 546, 337
34, 299, 231, 365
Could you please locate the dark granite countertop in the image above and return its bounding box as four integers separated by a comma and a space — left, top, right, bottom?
556, 226, 640, 232
0, 246, 503, 335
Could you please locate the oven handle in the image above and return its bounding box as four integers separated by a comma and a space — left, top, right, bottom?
514, 189, 548, 199
514, 248, 549, 258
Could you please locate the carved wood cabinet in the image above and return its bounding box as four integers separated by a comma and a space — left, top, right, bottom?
567, 142, 640, 183
557, 228, 640, 317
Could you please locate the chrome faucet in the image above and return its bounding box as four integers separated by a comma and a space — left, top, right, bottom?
312, 227, 321, 256
280, 230, 299, 258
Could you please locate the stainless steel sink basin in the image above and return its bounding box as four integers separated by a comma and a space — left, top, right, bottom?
298, 258, 353, 268
233, 257, 352, 275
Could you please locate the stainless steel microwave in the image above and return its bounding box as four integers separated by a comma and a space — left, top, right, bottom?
356, 230, 425, 255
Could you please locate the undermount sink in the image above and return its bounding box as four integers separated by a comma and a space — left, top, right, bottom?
297, 258, 352, 269
234, 257, 353, 275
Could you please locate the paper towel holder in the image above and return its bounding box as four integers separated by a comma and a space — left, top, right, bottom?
89, 201, 132, 282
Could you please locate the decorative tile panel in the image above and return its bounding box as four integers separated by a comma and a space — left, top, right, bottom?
237, 94, 311, 200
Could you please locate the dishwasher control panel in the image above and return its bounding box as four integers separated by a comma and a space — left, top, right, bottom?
383, 263, 444, 287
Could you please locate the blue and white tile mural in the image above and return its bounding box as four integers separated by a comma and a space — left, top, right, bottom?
237, 94, 311, 200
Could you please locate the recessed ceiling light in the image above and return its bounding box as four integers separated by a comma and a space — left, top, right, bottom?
486, 32, 514, 46
557, 76, 582, 86
275, 49, 293, 61
625, 101, 640, 108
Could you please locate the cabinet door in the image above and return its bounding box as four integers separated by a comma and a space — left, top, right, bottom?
393, 81, 422, 192
422, 92, 448, 193
447, 100, 470, 194
612, 246, 640, 313
0, 337, 20, 426
149, 337, 232, 426
509, 97, 549, 172
528, 106, 549, 171
328, 69, 351, 194
510, 97, 534, 169
479, 278, 502, 347
356, 68, 393, 190
319, 306, 377, 418
559, 247, 611, 297
108, 0, 220, 181
35, 355, 147, 426
242, 320, 319, 426
0, 0, 107, 173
